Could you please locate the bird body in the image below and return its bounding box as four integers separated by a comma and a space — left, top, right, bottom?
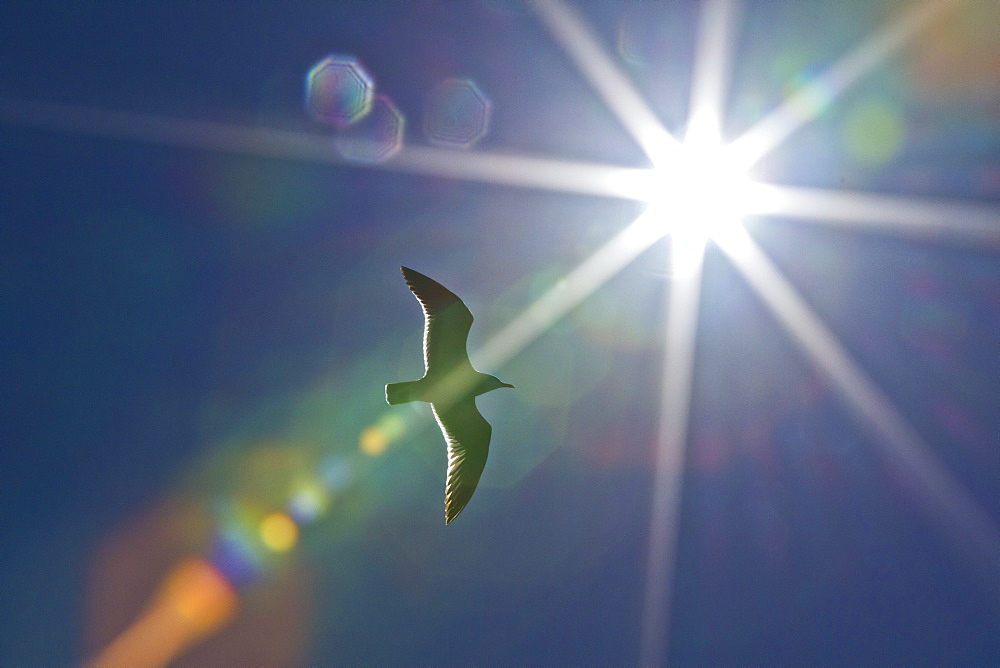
386, 266, 513, 524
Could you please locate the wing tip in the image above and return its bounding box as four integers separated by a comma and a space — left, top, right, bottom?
399, 266, 426, 291
444, 502, 465, 525
443, 478, 477, 525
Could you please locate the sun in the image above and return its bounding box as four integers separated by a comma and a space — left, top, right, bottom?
636, 118, 755, 274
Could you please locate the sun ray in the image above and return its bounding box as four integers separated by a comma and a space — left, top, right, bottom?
528, 0, 678, 166
472, 207, 665, 372
395, 145, 653, 201
6, 97, 994, 253
715, 225, 1000, 585
728, 0, 961, 170
0, 98, 652, 201
747, 183, 1000, 247
363, 204, 666, 468
638, 234, 704, 666
686, 0, 741, 147
639, 6, 741, 663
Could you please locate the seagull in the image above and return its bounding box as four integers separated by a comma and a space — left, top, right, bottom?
386, 266, 514, 524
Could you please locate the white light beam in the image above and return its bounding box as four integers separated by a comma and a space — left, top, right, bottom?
639, 4, 740, 664
717, 226, 1000, 586
473, 207, 665, 371
686, 0, 741, 145
639, 235, 704, 667
0, 98, 653, 202
528, 0, 678, 166
729, 0, 960, 169
748, 183, 1000, 248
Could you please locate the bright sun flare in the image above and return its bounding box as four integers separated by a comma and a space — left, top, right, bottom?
642, 124, 754, 272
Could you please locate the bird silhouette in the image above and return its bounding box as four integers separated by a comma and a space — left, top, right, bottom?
386, 266, 514, 524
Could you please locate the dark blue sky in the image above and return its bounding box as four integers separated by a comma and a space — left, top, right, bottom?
2, 1, 998, 665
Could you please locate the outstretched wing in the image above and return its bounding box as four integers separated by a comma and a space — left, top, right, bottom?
400, 266, 474, 374
431, 398, 491, 524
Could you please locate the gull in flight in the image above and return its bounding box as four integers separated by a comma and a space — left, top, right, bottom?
386, 266, 514, 524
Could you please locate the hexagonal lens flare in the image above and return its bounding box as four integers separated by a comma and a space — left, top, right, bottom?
423, 78, 492, 148
304, 55, 374, 127
334, 95, 405, 163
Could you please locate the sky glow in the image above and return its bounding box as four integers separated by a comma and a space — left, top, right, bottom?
3, 1, 998, 665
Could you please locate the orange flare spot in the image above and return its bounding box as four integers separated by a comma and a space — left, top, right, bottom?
90, 557, 237, 668
359, 425, 389, 456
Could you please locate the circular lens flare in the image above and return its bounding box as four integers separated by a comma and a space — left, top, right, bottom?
259, 512, 299, 553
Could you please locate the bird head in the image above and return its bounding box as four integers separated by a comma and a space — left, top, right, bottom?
476, 374, 514, 396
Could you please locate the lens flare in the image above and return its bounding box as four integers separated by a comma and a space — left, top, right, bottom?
359, 412, 407, 456
319, 453, 355, 491
843, 98, 905, 165
616, 6, 655, 66
211, 523, 264, 587
359, 425, 390, 456
90, 557, 237, 668
287, 482, 329, 525
335, 95, 405, 163
305, 55, 375, 126
159, 558, 237, 634
423, 78, 493, 148
259, 512, 299, 553
729, 0, 957, 169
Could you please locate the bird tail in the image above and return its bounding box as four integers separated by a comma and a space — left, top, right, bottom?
385, 381, 421, 405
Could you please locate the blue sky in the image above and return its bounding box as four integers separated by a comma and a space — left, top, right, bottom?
2, 1, 998, 664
